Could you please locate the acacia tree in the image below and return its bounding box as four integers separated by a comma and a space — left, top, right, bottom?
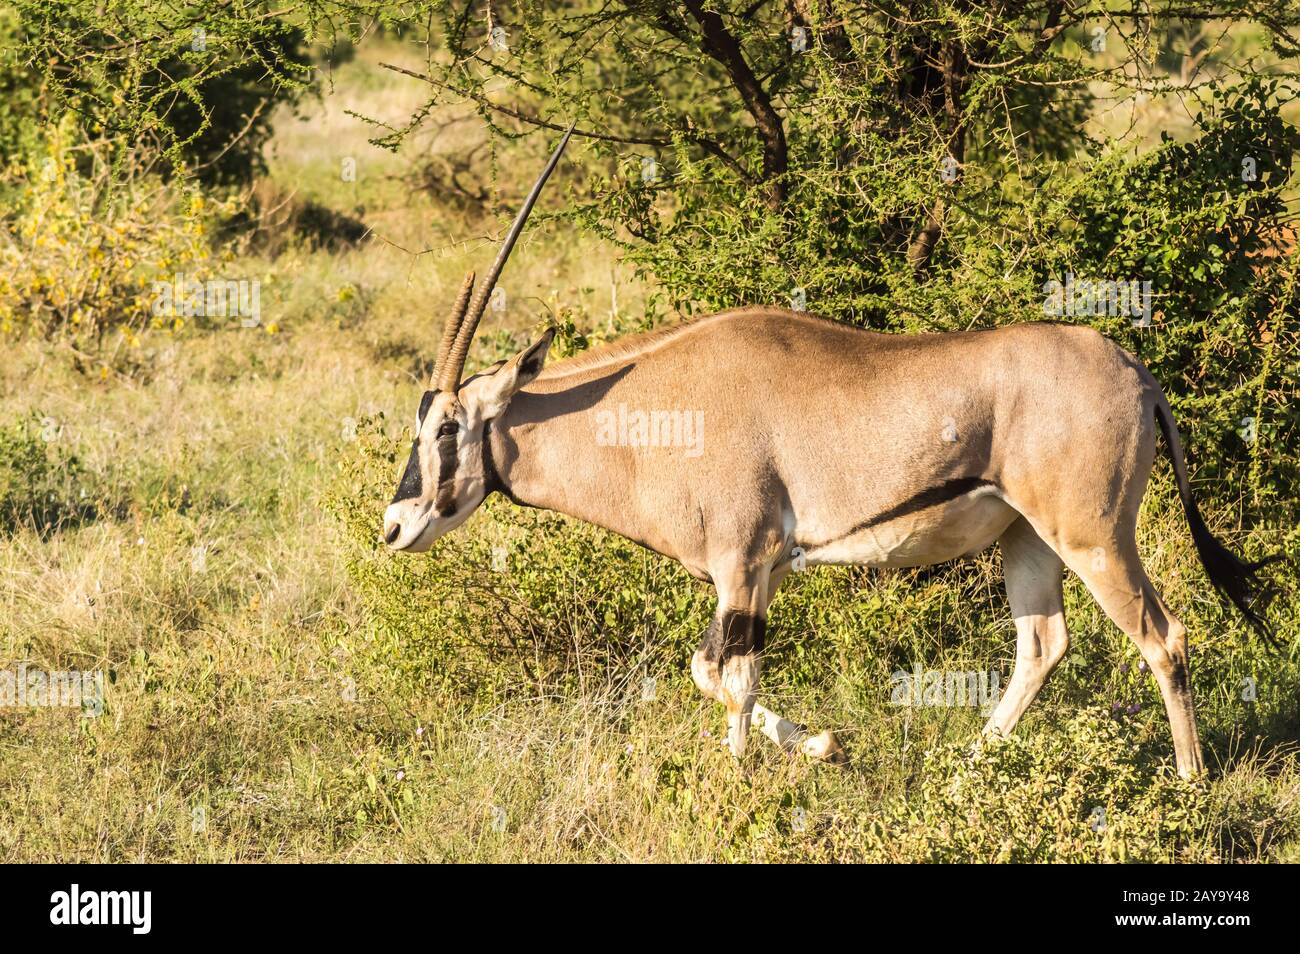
6, 0, 310, 182
359, 3, 1298, 270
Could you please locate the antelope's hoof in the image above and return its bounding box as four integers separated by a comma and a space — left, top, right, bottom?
800, 730, 849, 766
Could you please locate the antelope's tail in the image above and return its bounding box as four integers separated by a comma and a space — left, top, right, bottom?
1154, 396, 1285, 646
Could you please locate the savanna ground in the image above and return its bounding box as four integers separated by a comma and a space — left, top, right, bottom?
2, 32, 1300, 863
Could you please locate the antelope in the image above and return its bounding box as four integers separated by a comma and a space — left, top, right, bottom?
382, 126, 1279, 778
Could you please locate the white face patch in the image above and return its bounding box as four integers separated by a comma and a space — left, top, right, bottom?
384, 390, 494, 551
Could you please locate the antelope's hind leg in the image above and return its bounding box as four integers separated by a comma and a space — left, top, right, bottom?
1027, 410, 1204, 778
984, 517, 1070, 737
1061, 536, 1204, 779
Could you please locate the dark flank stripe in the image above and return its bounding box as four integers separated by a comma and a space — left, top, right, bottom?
831, 476, 994, 543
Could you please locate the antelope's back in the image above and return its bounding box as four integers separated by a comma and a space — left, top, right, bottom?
615, 309, 1155, 504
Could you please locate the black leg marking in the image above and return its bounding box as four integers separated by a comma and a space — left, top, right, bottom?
698, 616, 723, 665
699, 610, 766, 672
1169, 661, 1189, 694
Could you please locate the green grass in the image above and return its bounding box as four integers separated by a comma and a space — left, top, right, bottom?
1, 35, 1298, 864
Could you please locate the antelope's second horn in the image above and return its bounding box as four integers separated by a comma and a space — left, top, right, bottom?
439, 122, 576, 391
433, 271, 476, 391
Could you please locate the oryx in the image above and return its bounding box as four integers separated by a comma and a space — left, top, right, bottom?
382, 126, 1279, 778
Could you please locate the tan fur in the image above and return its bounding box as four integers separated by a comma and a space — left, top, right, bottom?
387, 308, 1211, 776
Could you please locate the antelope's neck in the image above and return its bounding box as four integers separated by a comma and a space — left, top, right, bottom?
488, 374, 631, 535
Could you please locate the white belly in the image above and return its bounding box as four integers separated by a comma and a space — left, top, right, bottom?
799, 489, 1017, 568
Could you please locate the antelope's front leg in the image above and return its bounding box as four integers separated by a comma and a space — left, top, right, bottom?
752, 704, 848, 764
692, 580, 766, 758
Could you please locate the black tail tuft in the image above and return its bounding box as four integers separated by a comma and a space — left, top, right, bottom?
1182, 497, 1285, 647
1154, 402, 1286, 648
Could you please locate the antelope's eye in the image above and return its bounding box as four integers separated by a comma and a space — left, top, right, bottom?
437, 421, 458, 439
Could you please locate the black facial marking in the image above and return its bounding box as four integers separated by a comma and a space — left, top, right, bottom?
417, 390, 435, 424
392, 438, 423, 503
433, 429, 460, 516
699, 610, 766, 670
391, 391, 438, 504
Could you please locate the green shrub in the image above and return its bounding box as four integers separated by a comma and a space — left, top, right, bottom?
0, 118, 248, 360
0, 6, 41, 176
860, 708, 1217, 862
0, 414, 91, 536
6, 1, 309, 186
606, 78, 1300, 511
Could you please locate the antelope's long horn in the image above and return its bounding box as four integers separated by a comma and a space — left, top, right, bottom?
439, 121, 576, 392
432, 271, 476, 390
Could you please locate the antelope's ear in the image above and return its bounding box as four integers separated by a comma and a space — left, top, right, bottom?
468, 328, 556, 420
